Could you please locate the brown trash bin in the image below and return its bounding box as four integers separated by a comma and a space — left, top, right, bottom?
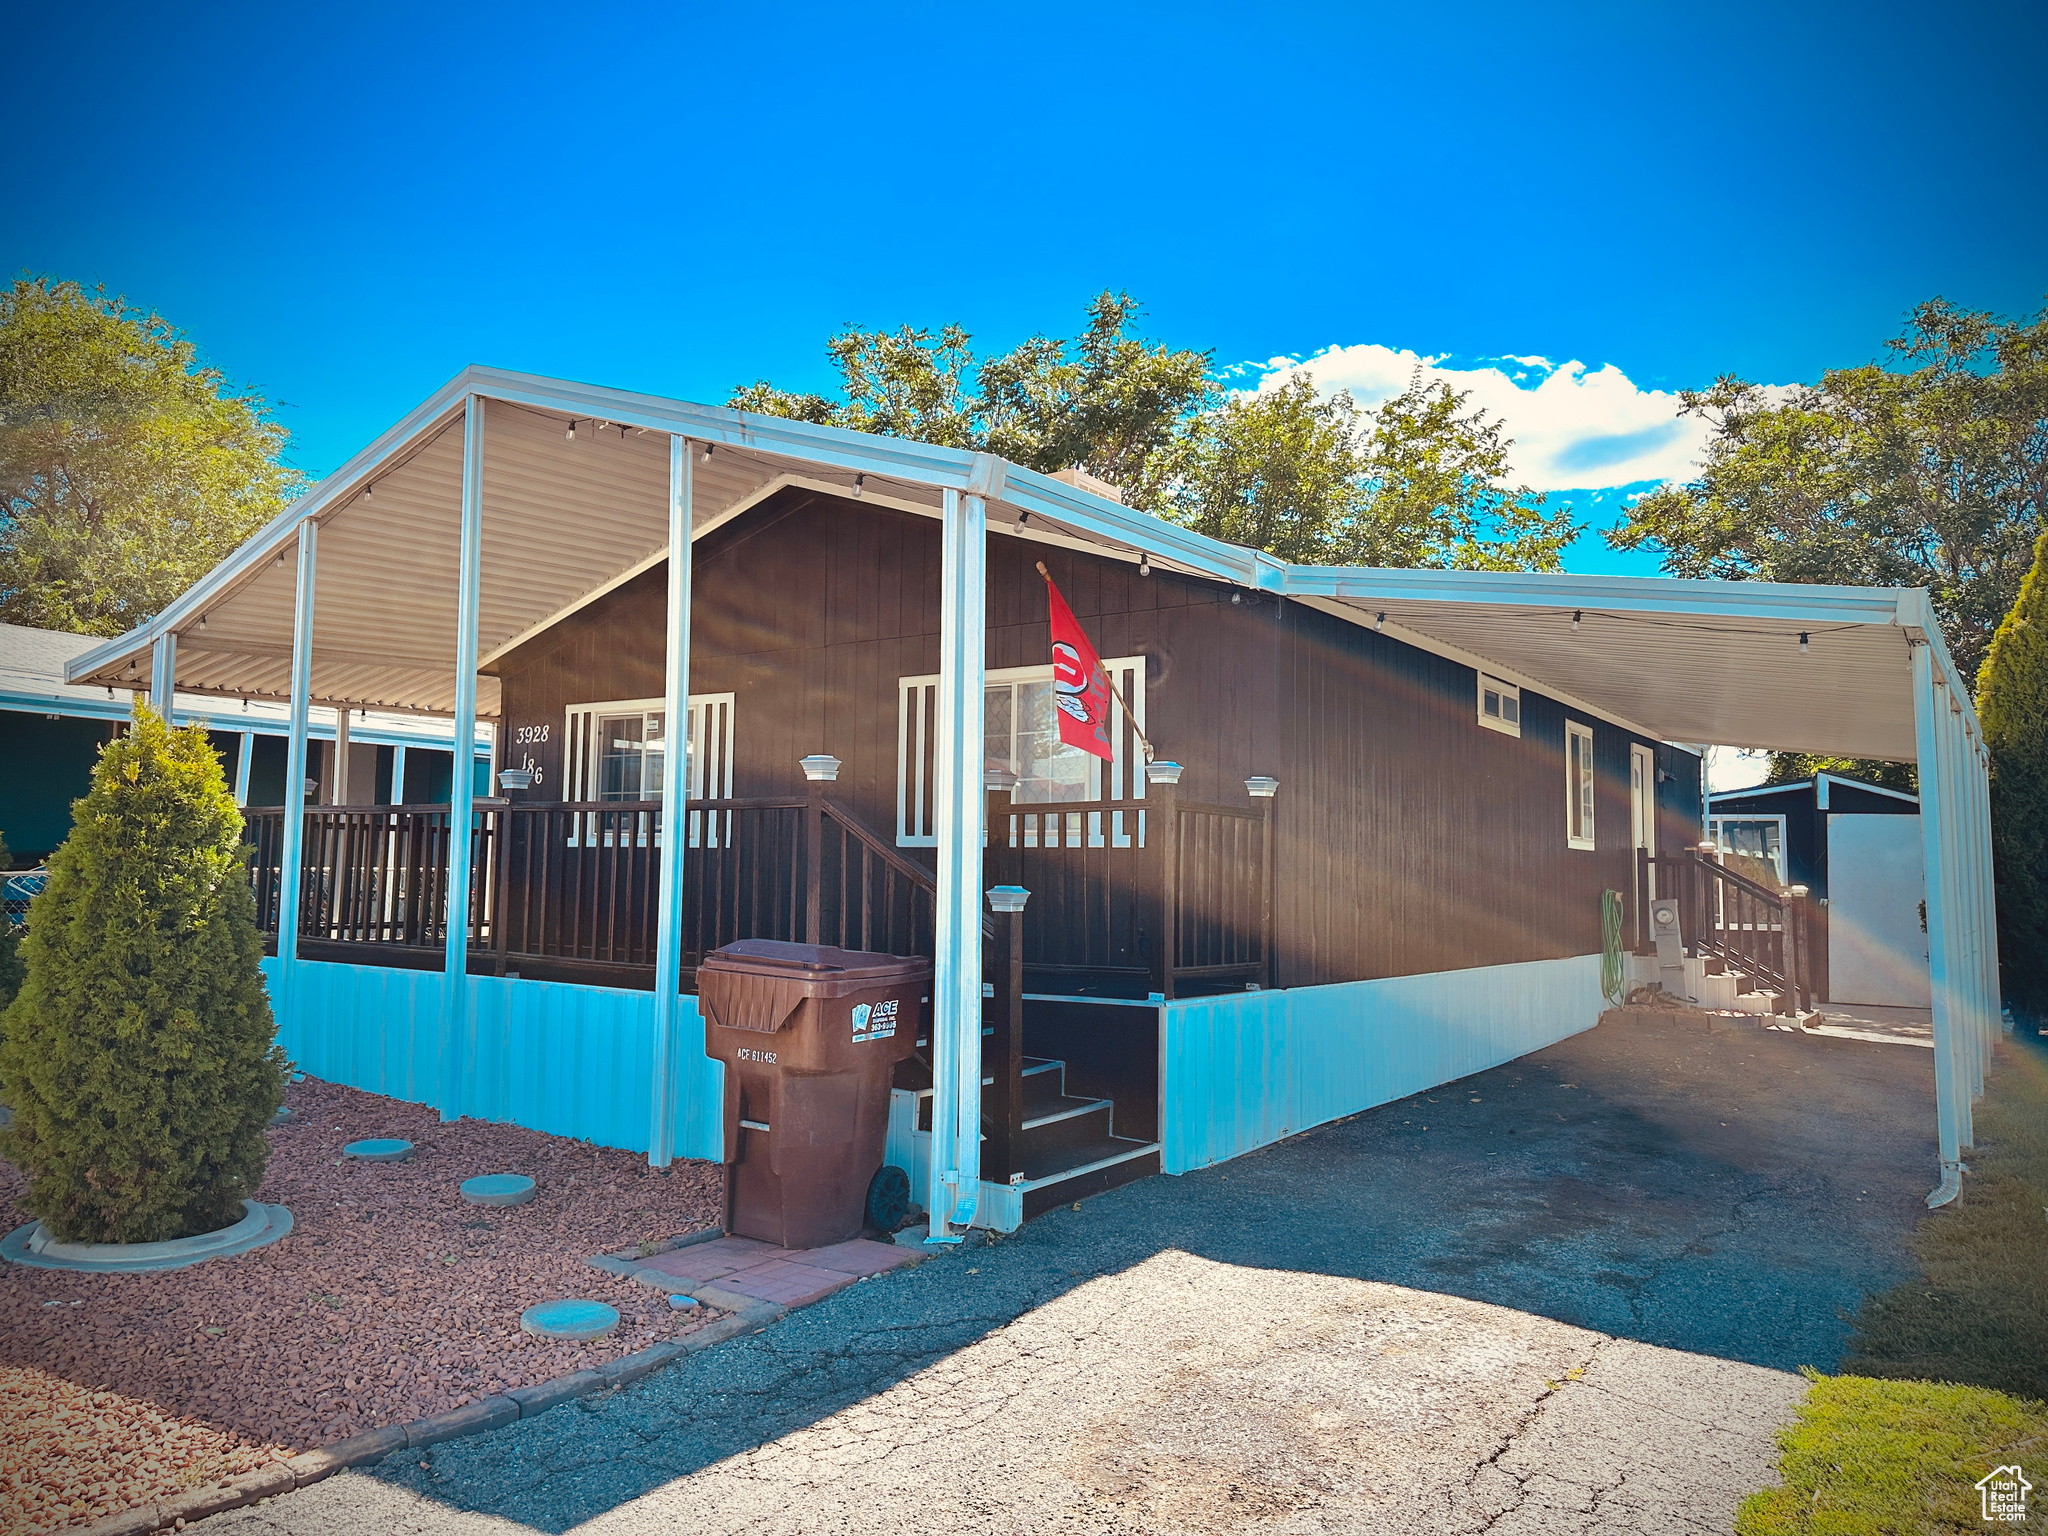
697, 939, 930, 1250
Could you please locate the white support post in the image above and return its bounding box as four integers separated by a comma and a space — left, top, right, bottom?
1947, 705, 1983, 1108
1912, 640, 1966, 1206
1958, 716, 1987, 1100
928, 486, 987, 1242
649, 435, 694, 1168
1978, 740, 2007, 1037
149, 629, 177, 718
278, 521, 318, 1017
333, 707, 352, 806
391, 744, 408, 805
442, 394, 486, 1124
234, 731, 254, 808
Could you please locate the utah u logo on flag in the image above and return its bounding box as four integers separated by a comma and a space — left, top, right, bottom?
1043, 571, 1114, 762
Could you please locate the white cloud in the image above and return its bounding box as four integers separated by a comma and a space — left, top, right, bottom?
1244, 342, 1779, 494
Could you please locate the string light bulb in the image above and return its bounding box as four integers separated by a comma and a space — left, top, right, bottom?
1799, 632, 1810, 655
362, 482, 373, 501
1138, 554, 1151, 576
700, 442, 713, 463
1572, 610, 1582, 632
1231, 591, 1242, 606
1374, 612, 1386, 633
199, 612, 208, 630
851, 473, 865, 498
565, 420, 577, 441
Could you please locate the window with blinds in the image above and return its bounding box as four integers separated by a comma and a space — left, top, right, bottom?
895, 658, 1146, 848
560, 693, 734, 846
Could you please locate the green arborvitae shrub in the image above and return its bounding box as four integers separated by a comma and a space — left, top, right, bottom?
0, 834, 23, 1014
1978, 528, 2048, 1027
0, 706, 286, 1242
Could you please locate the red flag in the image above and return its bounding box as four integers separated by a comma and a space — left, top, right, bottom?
1044, 573, 1115, 762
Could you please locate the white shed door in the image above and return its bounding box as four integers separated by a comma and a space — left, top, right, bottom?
1826, 813, 1932, 1008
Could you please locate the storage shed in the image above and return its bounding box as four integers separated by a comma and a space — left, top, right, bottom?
1710, 773, 1928, 1009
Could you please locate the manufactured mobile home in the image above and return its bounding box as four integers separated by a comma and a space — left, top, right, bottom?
61, 369, 2003, 1222
0, 620, 490, 866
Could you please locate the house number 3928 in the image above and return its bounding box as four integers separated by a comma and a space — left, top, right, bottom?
512, 723, 549, 745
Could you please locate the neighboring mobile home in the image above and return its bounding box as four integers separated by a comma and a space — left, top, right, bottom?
59, 369, 2004, 1224
0, 621, 492, 865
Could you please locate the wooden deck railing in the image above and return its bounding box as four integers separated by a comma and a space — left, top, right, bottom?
1638, 844, 1811, 1012
983, 771, 1275, 998
241, 757, 1272, 998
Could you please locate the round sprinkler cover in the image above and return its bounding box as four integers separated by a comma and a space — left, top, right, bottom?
520, 1299, 620, 1341
342, 1138, 413, 1162
460, 1174, 537, 1207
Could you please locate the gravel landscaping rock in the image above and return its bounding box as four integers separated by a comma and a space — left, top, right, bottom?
0, 1077, 727, 1530
0, 1363, 292, 1535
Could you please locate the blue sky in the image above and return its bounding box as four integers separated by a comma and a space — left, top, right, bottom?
5, 1, 2044, 578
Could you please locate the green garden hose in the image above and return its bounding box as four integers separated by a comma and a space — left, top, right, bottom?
1600, 889, 1626, 1005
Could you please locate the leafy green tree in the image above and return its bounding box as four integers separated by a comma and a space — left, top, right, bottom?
732, 292, 1211, 503
1609, 297, 2048, 684
0, 707, 286, 1242
0, 277, 307, 637
1762, 753, 1917, 795
736, 296, 1576, 570
1977, 528, 2048, 1022
976, 292, 1211, 499
1162, 371, 1579, 569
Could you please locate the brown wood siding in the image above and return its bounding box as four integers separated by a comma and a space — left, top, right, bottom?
492, 488, 1700, 988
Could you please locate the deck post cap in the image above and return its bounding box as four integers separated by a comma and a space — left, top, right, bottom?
798, 754, 841, 782
1144, 760, 1184, 785
986, 885, 1030, 913
983, 767, 1018, 791
1245, 775, 1279, 798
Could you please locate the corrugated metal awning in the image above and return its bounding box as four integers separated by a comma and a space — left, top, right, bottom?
64, 365, 1971, 761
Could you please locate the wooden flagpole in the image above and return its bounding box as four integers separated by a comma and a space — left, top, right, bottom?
1037, 561, 1154, 763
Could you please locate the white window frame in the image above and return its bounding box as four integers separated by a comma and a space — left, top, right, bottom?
1708, 814, 1789, 886
1566, 720, 1596, 850
1478, 673, 1522, 737
896, 656, 1146, 849
560, 693, 735, 847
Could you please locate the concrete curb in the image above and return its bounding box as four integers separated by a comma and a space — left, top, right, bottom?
78, 1300, 783, 1536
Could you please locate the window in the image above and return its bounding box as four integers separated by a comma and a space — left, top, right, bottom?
1566, 721, 1596, 849
897, 658, 1146, 847
561, 694, 735, 846
1709, 816, 1787, 887
1478, 673, 1522, 737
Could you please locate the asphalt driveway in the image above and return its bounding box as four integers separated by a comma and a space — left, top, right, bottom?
208, 1006, 1936, 1536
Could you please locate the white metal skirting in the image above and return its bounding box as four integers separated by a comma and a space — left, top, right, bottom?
260, 957, 725, 1161
885, 1089, 1025, 1234
1159, 954, 1604, 1174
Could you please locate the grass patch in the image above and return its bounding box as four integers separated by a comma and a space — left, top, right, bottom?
1842, 1037, 2048, 1401
1741, 1038, 2048, 1533
1736, 1372, 2047, 1534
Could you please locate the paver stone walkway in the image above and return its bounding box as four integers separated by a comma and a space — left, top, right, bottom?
635, 1235, 913, 1307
